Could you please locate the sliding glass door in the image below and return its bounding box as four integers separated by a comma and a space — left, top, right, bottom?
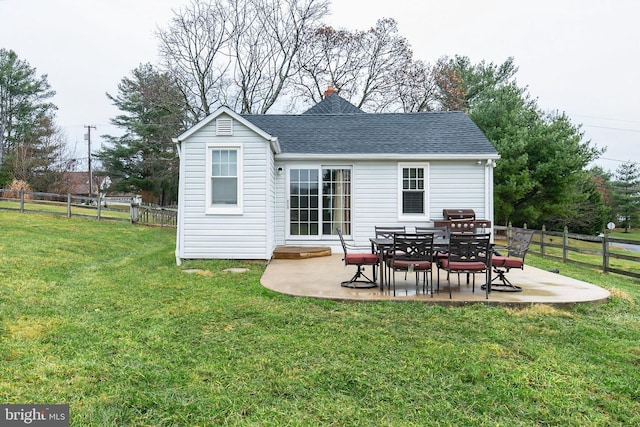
289, 169, 319, 236
289, 167, 351, 237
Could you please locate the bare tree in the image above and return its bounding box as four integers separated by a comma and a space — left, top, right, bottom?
355, 18, 413, 112
294, 18, 414, 112
389, 59, 437, 112
157, 0, 231, 122
157, 4, 465, 116
157, 0, 328, 118
227, 0, 329, 113
431, 57, 467, 111
294, 26, 365, 105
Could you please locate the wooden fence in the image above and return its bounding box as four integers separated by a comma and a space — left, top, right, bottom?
135, 205, 177, 227
3, 188, 638, 278
495, 224, 640, 280
0, 189, 176, 227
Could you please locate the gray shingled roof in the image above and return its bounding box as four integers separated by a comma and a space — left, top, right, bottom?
241, 96, 497, 155
302, 93, 365, 115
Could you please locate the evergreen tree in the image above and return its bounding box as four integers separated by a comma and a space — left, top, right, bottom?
95, 64, 187, 205
442, 55, 603, 230
0, 48, 58, 186
612, 161, 640, 232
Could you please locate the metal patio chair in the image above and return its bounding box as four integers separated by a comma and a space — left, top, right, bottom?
374, 226, 406, 289
337, 228, 379, 289
439, 233, 492, 299
388, 233, 435, 296
416, 226, 450, 293
490, 228, 534, 292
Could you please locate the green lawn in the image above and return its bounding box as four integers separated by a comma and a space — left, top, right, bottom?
1, 211, 639, 426
610, 228, 640, 240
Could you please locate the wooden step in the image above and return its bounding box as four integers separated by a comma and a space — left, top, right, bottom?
273, 246, 332, 259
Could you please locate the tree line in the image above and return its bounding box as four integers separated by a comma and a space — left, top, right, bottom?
1, 0, 638, 233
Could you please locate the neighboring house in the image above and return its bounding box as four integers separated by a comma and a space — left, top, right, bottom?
61, 171, 104, 197
61, 172, 137, 206
173, 93, 499, 264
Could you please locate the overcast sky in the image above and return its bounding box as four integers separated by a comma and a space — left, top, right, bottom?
1, 0, 638, 173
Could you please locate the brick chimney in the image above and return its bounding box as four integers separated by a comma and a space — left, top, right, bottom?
323, 85, 338, 98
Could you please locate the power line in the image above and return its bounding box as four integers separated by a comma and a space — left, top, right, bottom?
582, 124, 640, 133
598, 157, 628, 163
572, 114, 640, 125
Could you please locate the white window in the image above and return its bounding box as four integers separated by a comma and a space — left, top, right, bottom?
398, 162, 429, 220
206, 143, 242, 214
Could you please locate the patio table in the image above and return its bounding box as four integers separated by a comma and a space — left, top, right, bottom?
370, 237, 393, 291
370, 236, 449, 291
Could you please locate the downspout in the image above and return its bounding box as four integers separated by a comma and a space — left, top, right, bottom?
173, 137, 183, 265
485, 159, 496, 241
268, 137, 280, 260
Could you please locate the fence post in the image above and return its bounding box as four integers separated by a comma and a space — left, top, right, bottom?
563, 226, 569, 263
541, 225, 546, 257
97, 195, 102, 220
67, 193, 71, 218
20, 189, 24, 212
130, 201, 139, 223
603, 233, 610, 273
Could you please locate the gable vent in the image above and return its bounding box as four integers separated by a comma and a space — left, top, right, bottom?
216, 118, 233, 135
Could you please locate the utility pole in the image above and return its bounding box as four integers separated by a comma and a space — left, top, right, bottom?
84, 125, 96, 196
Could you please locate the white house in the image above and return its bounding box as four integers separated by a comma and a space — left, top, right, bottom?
173, 93, 500, 264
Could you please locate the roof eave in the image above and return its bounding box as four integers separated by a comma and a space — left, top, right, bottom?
275, 153, 500, 161
174, 107, 280, 153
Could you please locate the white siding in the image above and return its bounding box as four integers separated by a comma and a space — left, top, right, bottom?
274, 165, 287, 246
178, 113, 274, 260
350, 160, 489, 247
351, 161, 399, 246
276, 159, 492, 251
430, 161, 489, 219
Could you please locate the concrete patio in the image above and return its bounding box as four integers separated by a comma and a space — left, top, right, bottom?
261, 254, 610, 306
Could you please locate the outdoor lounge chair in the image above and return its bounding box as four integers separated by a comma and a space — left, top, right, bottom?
439, 233, 492, 298
388, 233, 435, 296
337, 228, 379, 289
490, 228, 535, 292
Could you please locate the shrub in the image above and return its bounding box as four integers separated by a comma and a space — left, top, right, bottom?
3, 179, 32, 199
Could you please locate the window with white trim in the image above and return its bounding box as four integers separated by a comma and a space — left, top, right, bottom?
206, 143, 242, 214
398, 162, 429, 220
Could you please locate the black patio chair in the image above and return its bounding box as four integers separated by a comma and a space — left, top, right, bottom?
415, 226, 449, 244
388, 233, 435, 296
337, 228, 379, 289
490, 228, 534, 292
416, 226, 450, 293
374, 226, 406, 289
374, 226, 407, 240
439, 233, 492, 299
